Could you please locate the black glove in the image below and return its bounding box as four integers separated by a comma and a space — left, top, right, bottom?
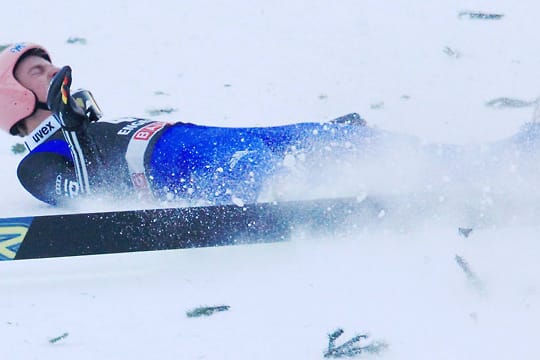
47, 66, 89, 131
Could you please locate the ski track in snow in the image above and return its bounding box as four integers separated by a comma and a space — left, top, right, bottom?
1, 1, 540, 359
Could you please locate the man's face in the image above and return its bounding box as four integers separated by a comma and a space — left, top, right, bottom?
14, 55, 60, 103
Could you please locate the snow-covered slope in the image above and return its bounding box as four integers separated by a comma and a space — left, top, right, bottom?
1, 1, 540, 359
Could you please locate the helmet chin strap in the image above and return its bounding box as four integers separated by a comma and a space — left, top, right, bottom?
36, 101, 49, 111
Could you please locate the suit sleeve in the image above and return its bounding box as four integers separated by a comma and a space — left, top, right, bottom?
17, 147, 80, 206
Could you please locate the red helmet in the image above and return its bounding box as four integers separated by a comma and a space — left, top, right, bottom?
0, 43, 51, 134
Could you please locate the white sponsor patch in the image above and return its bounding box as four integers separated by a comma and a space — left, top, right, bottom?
125, 121, 168, 198
24, 116, 62, 152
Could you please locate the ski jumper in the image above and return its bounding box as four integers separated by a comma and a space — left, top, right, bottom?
17, 113, 370, 206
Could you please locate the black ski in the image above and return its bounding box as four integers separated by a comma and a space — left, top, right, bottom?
0, 196, 380, 261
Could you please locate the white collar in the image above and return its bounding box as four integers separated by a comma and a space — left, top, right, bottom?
23, 116, 62, 152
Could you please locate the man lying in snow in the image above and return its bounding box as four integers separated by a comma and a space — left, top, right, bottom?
2, 42, 540, 208
0, 42, 379, 207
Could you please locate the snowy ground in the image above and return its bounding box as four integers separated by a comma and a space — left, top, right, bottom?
1, 0, 540, 359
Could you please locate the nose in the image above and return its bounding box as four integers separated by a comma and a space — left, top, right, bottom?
48, 66, 61, 81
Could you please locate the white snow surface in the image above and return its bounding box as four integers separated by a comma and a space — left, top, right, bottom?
2, 0, 540, 359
